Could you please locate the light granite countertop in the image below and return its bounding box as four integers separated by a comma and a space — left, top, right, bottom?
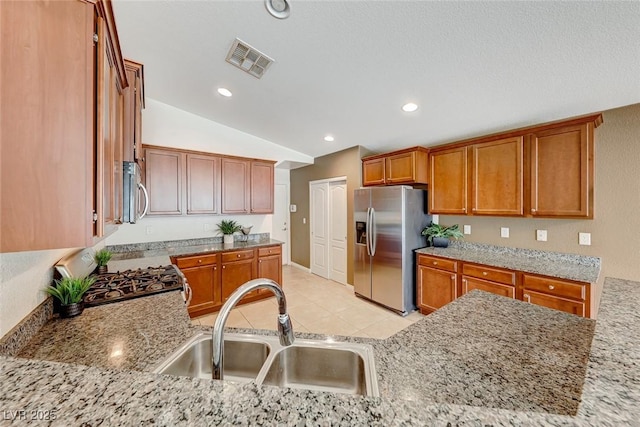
416, 241, 601, 283
110, 237, 283, 261
3, 278, 639, 425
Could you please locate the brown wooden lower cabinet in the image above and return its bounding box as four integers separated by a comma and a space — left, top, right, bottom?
171, 244, 283, 318
416, 254, 591, 318
462, 276, 515, 299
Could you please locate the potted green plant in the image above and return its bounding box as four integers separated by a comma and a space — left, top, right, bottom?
421, 222, 463, 248
44, 277, 96, 318
94, 249, 112, 274
217, 219, 241, 245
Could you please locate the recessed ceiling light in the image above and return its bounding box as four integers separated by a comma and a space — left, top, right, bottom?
217, 87, 233, 97
324, 135, 335, 142
402, 102, 418, 112
265, 0, 290, 19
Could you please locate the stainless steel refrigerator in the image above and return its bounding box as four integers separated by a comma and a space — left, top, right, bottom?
354, 186, 430, 315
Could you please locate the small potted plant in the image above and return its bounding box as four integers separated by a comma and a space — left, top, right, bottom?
94, 249, 112, 274
44, 277, 96, 318
421, 222, 463, 248
217, 219, 241, 245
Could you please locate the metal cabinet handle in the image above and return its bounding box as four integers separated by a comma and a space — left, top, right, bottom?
482, 271, 487, 276
222, 266, 226, 269
548, 285, 555, 290
433, 261, 438, 265
524, 293, 530, 302
237, 254, 241, 258
198, 259, 202, 264
259, 260, 262, 263
531, 209, 537, 213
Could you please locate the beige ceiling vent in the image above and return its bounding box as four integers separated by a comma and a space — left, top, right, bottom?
225, 38, 274, 79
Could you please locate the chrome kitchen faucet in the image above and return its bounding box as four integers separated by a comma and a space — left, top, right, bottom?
211, 278, 294, 380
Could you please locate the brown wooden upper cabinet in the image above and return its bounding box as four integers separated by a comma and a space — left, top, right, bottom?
250, 161, 275, 214
430, 137, 523, 216
429, 146, 468, 214
0, 0, 127, 252
362, 147, 428, 186
530, 123, 594, 218
144, 148, 183, 216
427, 113, 601, 218
143, 145, 274, 217
187, 154, 221, 215
123, 60, 144, 163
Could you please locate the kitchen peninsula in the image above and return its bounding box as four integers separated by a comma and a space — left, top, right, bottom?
2, 277, 639, 425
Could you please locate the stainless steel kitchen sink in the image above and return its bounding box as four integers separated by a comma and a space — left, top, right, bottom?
154, 333, 271, 382
154, 333, 379, 396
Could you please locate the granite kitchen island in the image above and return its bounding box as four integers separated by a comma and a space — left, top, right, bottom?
2, 277, 639, 425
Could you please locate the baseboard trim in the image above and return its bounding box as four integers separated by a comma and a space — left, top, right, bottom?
289, 262, 311, 273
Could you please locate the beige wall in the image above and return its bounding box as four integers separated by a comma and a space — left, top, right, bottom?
290, 146, 366, 284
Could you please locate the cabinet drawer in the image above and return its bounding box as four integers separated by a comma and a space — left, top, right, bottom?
417, 254, 457, 272
523, 274, 587, 301
462, 264, 516, 285
221, 249, 255, 263
174, 253, 219, 269
523, 290, 586, 317
258, 246, 281, 257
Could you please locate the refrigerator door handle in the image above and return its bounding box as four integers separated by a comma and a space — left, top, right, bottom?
370, 207, 377, 256
365, 207, 372, 256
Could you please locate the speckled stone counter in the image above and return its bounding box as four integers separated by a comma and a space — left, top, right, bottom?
109, 237, 282, 261
416, 241, 601, 283
3, 278, 639, 425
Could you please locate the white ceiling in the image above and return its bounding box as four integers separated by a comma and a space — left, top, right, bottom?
113, 1, 640, 160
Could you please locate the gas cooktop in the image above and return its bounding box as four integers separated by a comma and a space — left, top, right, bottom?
84, 265, 184, 307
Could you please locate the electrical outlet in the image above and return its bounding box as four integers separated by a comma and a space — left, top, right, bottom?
500, 227, 509, 238
303, 218, 306, 224
463, 225, 471, 235
536, 229, 547, 242
579, 232, 591, 246
431, 215, 439, 225
290, 204, 297, 213
146, 226, 153, 235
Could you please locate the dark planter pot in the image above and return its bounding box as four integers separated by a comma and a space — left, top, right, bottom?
97, 265, 108, 274
59, 302, 84, 318
432, 237, 450, 248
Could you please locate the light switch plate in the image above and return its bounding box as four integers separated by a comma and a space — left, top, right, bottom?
500, 227, 509, 238
536, 229, 547, 241
463, 225, 471, 235
432, 215, 439, 225
579, 232, 591, 245
290, 204, 297, 213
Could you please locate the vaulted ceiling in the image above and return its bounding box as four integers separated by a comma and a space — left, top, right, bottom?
113, 1, 640, 159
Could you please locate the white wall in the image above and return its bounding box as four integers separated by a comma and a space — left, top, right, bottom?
0, 248, 72, 337
141, 99, 313, 163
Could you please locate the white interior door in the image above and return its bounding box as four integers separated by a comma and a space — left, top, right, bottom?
329, 181, 347, 284
273, 183, 289, 265
310, 182, 329, 278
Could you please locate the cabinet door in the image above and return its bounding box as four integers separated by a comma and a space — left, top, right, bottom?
181, 264, 220, 316
429, 147, 468, 214
250, 161, 274, 214
471, 137, 523, 216
0, 0, 95, 252
145, 148, 183, 215
221, 157, 250, 214
221, 258, 256, 302
523, 290, 586, 317
123, 60, 143, 163
385, 152, 415, 184
462, 276, 515, 299
417, 265, 458, 314
530, 123, 593, 218
258, 254, 282, 285
186, 154, 220, 215
362, 158, 386, 186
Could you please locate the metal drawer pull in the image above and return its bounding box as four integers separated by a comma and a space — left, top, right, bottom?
237, 254, 241, 257
433, 261, 438, 265
548, 285, 555, 290
482, 271, 487, 276
524, 294, 530, 302
198, 260, 202, 263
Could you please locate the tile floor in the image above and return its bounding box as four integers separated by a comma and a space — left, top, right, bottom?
191, 265, 424, 339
